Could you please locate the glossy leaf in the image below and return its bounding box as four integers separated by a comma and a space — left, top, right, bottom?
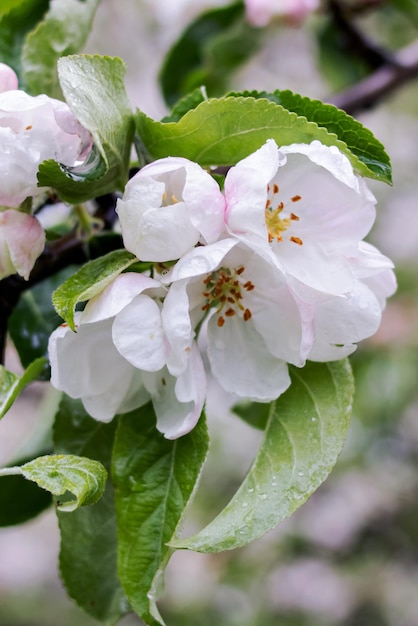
0, 0, 49, 83
52, 249, 137, 330
22, 0, 101, 98
228, 89, 392, 183
0, 357, 48, 419
54, 396, 129, 624
20, 453, 107, 512
169, 360, 353, 553
136, 97, 389, 183
113, 404, 209, 626
38, 54, 134, 202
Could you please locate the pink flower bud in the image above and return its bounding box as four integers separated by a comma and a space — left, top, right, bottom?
0, 209, 45, 280
0, 63, 18, 93
245, 0, 319, 27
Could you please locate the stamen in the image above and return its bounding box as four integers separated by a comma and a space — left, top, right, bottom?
291, 195, 302, 202
290, 213, 300, 221
201, 266, 254, 326
290, 236, 303, 245
273, 183, 279, 194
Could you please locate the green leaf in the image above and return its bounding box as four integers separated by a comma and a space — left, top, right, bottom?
54, 396, 129, 624
113, 404, 209, 626
52, 249, 137, 330
21, 0, 101, 98
8, 266, 77, 370
0, 0, 49, 84
161, 87, 208, 123
0, 357, 48, 419
232, 400, 271, 431
389, 0, 418, 25
228, 89, 392, 183
0, 453, 52, 527
169, 360, 353, 553
20, 453, 107, 512
135, 96, 391, 183
159, 1, 260, 106
38, 54, 135, 202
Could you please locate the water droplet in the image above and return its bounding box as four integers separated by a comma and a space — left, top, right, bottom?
311, 417, 317, 422
298, 471, 304, 477
259, 493, 267, 500
242, 501, 248, 508
247, 488, 254, 493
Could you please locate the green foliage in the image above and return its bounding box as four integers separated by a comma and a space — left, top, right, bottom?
228, 89, 392, 183
20, 453, 107, 512
54, 396, 129, 624
8, 267, 77, 370
389, 0, 418, 27
38, 54, 135, 202
21, 0, 101, 98
0, 0, 49, 83
52, 249, 137, 331
159, 1, 261, 106
136, 96, 391, 183
0, 357, 48, 419
0, 454, 52, 526
113, 405, 209, 625
170, 360, 353, 552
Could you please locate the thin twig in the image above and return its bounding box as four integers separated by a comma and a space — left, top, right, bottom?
329, 39, 418, 114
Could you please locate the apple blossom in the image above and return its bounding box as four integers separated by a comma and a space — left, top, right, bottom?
0, 209, 45, 280
244, 0, 319, 27
162, 238, 304, 402
48, 272, 206, 439
116, 156, 225, 262
224, 139, 378, 296
0, 86, 92, 207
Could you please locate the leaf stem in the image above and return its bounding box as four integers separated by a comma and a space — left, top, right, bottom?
0, 466, 23, 477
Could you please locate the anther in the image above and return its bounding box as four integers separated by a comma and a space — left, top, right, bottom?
290, 236, 303, 245
291, 195, 302, 202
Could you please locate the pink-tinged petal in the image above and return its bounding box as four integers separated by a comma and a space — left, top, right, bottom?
308, 281, 383, 362
207, 315, 291, 401
0, 63, 18, 93
270, 150, 376, 247
225, 139, 280, 239
245, 0, 318, 26
81, 272, 163, 323
112, 294, 169, 372
0, 210, 45, 280
143, 344, 206, 439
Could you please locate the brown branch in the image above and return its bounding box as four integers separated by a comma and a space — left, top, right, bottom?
328, 39, 418, 115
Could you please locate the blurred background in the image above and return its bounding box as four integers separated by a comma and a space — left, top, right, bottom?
1, 1, 418, 624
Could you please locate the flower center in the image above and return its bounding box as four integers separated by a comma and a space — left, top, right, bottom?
201, 266, 254, 327
265, 183, 303, 245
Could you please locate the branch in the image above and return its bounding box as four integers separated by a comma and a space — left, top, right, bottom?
328, 39, 418, 114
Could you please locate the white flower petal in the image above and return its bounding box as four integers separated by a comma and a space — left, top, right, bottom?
112, 294, 168, 371
81, 272, 163, 323
207, 315, 291, 401
225, 139, 280, 240
308, 281, 383, 361
145, 343, 206, 439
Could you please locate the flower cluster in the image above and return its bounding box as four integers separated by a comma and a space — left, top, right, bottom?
0, 63, 92, 280
49, 139, 396, 438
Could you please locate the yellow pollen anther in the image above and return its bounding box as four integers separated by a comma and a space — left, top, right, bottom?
291, 195, 302, 202
290, 236, 303, 245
